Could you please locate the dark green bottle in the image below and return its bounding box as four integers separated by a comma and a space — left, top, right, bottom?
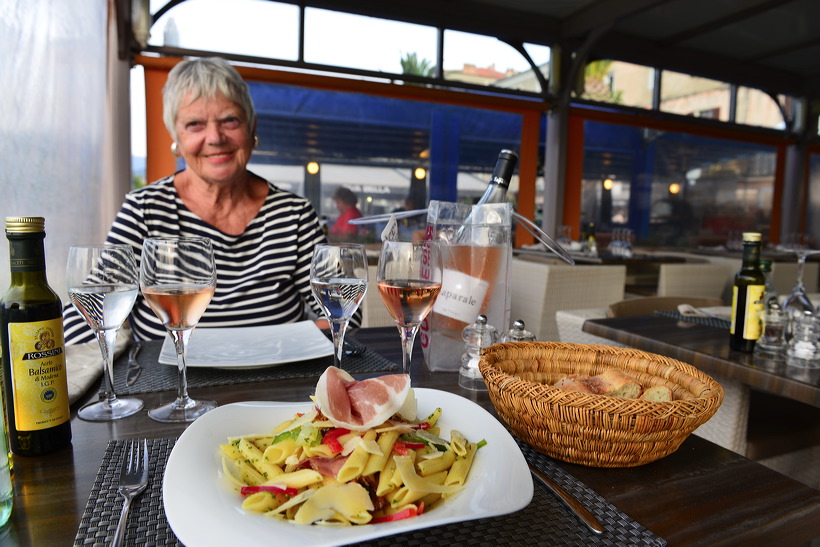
730, 232, 765, 352
0, 217, 72, 455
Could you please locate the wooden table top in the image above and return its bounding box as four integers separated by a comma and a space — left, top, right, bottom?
582, 315, 820, 407
4, 327, 818, 546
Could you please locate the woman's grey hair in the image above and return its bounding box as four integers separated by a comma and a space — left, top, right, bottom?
162, 57, 256, 141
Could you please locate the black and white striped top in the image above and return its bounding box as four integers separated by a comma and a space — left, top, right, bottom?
63, 173, 352, 344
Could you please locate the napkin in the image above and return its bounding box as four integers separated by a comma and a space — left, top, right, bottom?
65, 326, 132, 405
677, 304, 731, 320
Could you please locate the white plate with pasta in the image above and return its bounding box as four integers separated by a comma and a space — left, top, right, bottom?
163, 388, 533, 546
157, 321, 334, 369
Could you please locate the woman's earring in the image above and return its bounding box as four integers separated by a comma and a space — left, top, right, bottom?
171, 142, 180, 157
254, 135, 260, 148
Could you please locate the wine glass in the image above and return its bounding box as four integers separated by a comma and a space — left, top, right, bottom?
67, 245, 142, 421
140, 237, 217, 423
377, 240, 442, 375
310, 243, 368, 369
781, 235, 820, 319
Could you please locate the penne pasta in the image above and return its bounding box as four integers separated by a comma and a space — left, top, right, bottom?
443, 442, 478, 496
224, 401, 484, 526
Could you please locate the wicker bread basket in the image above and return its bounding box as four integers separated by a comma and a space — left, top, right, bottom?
479, 342, 724, 467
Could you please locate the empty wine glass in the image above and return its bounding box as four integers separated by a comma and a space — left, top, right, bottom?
781, 234, 820, 319
377, 240, 442, 375
310, 243, 368, 370
67, 245, 142, 421
140, 237, 217, 423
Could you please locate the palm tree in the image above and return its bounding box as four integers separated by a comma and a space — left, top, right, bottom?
400, 52, 436, 78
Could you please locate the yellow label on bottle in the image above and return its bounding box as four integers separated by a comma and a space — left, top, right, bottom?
7, 318, 70, 431
731, 285, 765, 339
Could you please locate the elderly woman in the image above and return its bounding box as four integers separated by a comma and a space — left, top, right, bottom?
64, 57, 355, 343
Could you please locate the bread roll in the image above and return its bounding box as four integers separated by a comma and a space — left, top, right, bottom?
553, 369, 643, 398
553, 374, 595, 394
640, 385, 673, 402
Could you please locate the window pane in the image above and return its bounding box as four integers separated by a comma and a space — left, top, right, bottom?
580, 61, 654, 109
736, 87, 787, 129
580, 120, 775, 249
149, 0, 299, 60
660, 70, 731, 121
304, 9, 437, 74
443, 30, 546, 93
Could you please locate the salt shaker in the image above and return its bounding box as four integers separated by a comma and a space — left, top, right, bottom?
459, 315, 499, 391
786, 310, 820, 367
755, 303, 787, 355
501, 319, 536, 342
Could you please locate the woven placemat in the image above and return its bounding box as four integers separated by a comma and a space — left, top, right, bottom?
74, 438, 178, 546
655, 310, 731, 330
110, 336, 396, 396
75, 438, 665, 546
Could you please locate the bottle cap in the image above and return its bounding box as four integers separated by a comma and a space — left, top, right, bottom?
742, 232, 761, 242
490, 149, 518, 188
5, 217, 45, 233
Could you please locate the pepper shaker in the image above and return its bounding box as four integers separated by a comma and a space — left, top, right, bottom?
459, 315, 499, 391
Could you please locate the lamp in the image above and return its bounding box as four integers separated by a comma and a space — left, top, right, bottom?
306, 161, 320, 175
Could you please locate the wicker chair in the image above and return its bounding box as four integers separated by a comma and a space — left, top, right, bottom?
510, 259, 626, 342
359, 265, 395, 328
656, 263, 735, 301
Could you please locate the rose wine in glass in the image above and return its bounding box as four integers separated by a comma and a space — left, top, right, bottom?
67, 245, 142, 421
140, 237, 217, 423
310, 243, 368, 369
377, 240, 442, 375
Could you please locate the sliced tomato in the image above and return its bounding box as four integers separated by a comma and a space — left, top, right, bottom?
321, 427, 350, 453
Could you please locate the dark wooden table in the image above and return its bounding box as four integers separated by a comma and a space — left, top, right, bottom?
582, 315, 820, 407
4, 327, 819, 546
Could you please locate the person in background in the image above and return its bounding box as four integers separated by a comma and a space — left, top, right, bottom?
63, 56, 358, 343
328, 186, 362, 241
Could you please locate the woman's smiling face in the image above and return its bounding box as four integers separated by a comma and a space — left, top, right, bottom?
174, 92, 254, 186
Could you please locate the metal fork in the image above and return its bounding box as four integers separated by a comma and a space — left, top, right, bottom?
112, 439, 149, 547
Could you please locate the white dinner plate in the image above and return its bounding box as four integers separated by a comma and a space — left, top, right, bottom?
163, 388, 534, 546
158, 322, 334, 369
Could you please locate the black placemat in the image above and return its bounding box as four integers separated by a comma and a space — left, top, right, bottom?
75, 438, 665, 546
74, 438, 178, 546
655, 310, 731, 330
110, 335, 396, 396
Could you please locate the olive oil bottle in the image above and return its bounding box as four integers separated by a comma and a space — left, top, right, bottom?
730, 232, 765, 352
0, 217, 71, 455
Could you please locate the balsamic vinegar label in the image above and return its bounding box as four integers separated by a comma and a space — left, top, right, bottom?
7, 318, 70, 431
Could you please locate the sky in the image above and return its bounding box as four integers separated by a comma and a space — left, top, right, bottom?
132, 0, 550, 157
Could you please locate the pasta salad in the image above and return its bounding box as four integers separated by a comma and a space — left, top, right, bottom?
220, 405, 485, 525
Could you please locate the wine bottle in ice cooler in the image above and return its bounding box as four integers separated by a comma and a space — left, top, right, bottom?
432, 149, 517, 340
0, 217, 72, 455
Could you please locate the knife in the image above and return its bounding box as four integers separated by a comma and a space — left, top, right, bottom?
126, 342, 142, 386
528, 463, 605, 535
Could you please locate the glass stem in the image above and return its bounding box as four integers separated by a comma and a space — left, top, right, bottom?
96, 327, 120, 405
398, 324, 418, 375
171, 328, 193, 407
330, 320, 348, 368
795, 255, 806, 290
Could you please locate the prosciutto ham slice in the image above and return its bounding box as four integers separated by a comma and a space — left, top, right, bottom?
315, 367, 416, 430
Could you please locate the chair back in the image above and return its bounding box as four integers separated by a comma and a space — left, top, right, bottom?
510, 259, 626, 341
656, 263, 734, 301
770, 261, 819, 295
359, 265, 396, 328
607, 296, 724, 317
